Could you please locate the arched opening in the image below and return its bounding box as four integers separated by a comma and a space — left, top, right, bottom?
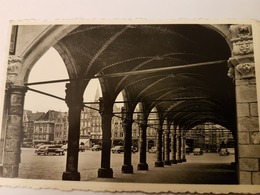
147, 107, 159, 150
111, 92, 124, 148
20, 47, 70, 179
81, 78, 102, 148
187, 122, 235, 161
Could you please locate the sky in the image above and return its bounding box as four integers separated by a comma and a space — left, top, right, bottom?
24, 47, 107, 112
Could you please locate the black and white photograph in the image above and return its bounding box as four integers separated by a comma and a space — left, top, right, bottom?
0, 20, 260, 195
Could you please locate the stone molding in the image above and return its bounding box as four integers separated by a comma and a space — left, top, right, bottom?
236, 63, 255, 79
233, 40, 254, 55
8, 55, 23, 63
228, 24, 255, 80
230, 24, 252, 41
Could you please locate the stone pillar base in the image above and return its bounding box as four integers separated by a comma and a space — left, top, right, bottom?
62, 171, 80, 181
137, 163, 148, 170
164, 160, 172, 165
182, 159, 187, 162
2, 165, 19, 178
98, 168, 113, 178
155, 161, 164, 167
171, 160, 178, 164
177, 159, 182, 163
121, 165, 133, 174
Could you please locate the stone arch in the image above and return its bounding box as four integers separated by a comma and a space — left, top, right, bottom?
19, 25, 80, 83
203, 24, 232, 49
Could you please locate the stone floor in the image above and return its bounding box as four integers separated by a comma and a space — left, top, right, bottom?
89, 162, 237, 184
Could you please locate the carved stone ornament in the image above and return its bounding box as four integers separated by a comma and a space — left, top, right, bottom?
227, 67, 235, 80
230, 24, 252, 40
237, 25, 251, 39
8, 55, 23, 64
233, 40, 254, 55
236, 63, 255, 79
7, 55, 23, 84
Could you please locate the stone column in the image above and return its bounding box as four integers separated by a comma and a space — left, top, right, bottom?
176, 128, 182, 163
1, 55, 27, 178
137, 120, 148, 170
0, 84, 10, 166
164, 125, 171, 165
228, 24, 260, 184
155, 123, 164, 167
121, 107, 134, 174
98, 97, 113, 178
181, 132, 187, 162
62, 81, 84, 181
170, 128, 177, 164
2, 85, 27, 177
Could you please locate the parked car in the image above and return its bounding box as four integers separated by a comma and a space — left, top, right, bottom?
61, 144, 67, 151
35, 145, 65, 156
219, 148, 229, 156
193, 148, 203, 155
79, 144, 86, 152
148, 146, 157, 153
35, 143, 44, 149
131, 146, 138, 153
111, 145, 124, 153
91, 145, 102, 151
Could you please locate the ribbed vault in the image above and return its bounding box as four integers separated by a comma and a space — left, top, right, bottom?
55, 24, 236, 132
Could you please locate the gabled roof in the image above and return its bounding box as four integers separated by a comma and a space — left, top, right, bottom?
28, 112, 45, 121
37, 110, 60, 121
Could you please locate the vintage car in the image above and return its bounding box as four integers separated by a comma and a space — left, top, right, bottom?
193, 148, 203, 155
219, 148, 229, 156
111, 145, 124, 153
148, 146, 157, 153
35, 145, 65, 156
91, 145, 102, 151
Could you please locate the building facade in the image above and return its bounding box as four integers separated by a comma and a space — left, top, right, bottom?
186, 122, 234, 151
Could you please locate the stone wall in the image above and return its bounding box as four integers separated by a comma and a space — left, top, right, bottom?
229, 24, 260, 184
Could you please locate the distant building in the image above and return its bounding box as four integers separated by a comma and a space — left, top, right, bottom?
111, 107, 124, 146
33, 110, 61, 146
80, 88, 102, 147
23, 110, 45, 147
186, 122, 234, 151
146, 109, 158, 149
54, 112, 68, 144
23, 88, 158, 149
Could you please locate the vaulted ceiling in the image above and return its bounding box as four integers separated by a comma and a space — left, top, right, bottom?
54, 24, 236, 131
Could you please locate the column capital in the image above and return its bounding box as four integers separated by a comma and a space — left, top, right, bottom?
8, 84, 27, 93
65, 82, 84, 109
228, 24, 255, 80
7, 55, 24, 85
98, 97, 113, 117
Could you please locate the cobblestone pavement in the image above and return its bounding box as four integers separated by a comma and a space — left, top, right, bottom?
18, 148, 235, 184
